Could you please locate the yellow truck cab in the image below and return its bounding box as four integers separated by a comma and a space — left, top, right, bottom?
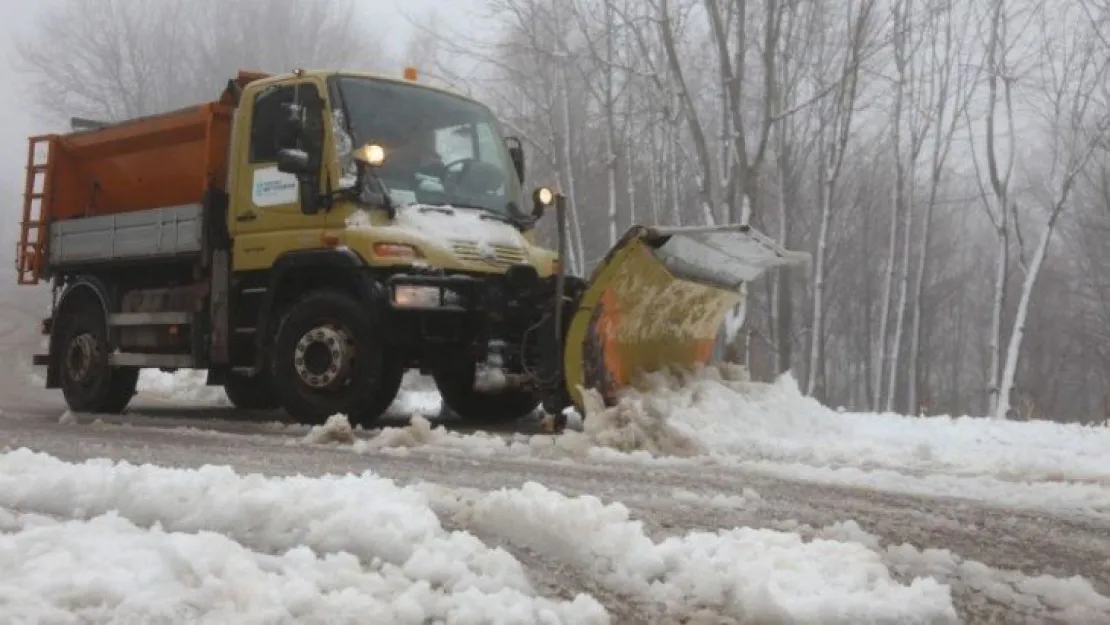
220, 68, 568, 425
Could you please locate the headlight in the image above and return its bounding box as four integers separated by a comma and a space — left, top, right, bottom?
393, 286, 442, 307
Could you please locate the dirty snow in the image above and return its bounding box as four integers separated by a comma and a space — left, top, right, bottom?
0, 449, 960, 624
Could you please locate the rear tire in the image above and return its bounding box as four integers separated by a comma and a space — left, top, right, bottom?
56, 303, 139, 414
432, 362, 540, 426
269, 289, 387, 427
223, 372, 280, 411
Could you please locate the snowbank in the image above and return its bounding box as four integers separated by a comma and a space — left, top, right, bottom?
0, 511, 591, 624
0, 449, 605, 624
0, 449, 959, 624
603, 365, 1110, 514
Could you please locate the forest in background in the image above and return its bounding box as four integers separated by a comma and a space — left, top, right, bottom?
15, 0, 1110, 423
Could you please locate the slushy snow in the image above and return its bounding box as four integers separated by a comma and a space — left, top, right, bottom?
0, 449, 960, 624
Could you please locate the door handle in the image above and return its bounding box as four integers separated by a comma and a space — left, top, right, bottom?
236, 213, 258, 222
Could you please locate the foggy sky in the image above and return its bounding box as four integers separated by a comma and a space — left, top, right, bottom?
0, 0, 483, 248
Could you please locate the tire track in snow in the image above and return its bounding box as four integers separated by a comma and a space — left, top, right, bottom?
621, 491, 1110, 625
436, 511, 664, 625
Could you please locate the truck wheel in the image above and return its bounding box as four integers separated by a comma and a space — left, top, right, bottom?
432, 364, 540, 427
269, 290, 387, 427
359, 361, 405, 426
56, 304, 139, 414
223, 372, 280, 411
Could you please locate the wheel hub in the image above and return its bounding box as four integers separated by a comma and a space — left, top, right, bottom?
65, 333, 99, 383
294, 325, 353, 389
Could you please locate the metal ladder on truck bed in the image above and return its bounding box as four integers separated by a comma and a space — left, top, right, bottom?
16, 135, 56, 285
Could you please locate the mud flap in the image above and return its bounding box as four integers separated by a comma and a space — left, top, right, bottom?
562, 224, 810, 410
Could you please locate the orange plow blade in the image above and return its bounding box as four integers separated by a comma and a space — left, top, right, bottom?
562, 224, 810, 408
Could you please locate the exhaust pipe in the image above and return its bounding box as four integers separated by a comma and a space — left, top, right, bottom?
553, 192, 568, 350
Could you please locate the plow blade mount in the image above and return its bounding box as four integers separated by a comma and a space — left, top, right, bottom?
562, 224, 810, 409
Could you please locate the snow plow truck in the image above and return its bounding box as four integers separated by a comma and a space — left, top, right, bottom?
16, 68, 809, 429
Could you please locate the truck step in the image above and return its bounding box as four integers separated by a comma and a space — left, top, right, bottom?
108, 312, 193, 326
110, 353, 194, 368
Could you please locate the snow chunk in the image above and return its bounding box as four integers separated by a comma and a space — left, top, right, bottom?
302, 414, 356, 445
364, 415, 442, 449
574, 385, 704, 457
0, 449, 608, 624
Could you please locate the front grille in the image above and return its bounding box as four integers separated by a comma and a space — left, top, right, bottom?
451, 241, 527, 267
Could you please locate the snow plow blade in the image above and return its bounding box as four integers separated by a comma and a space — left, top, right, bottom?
563, 224, 810, 408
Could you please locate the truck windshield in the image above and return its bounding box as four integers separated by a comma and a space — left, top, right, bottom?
334, 76, 524, 220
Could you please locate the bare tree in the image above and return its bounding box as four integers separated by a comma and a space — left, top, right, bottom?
16, 0, 385, 123
964, 0, 1023, 416
906, 0, 978, 414
806, 0, 876, 398
993, 4, 1110, 420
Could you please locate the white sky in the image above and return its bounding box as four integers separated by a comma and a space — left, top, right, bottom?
0, 0, 484, 245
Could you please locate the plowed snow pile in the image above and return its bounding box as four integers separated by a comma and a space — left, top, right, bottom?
601, 365, 1110, 515
138, 370, 230, 404
0, 449, 958, 624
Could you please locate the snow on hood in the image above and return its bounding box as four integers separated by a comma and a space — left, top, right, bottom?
346, 204, 528, 252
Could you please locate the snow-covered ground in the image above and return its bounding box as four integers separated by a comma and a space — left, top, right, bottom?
132, 363, 1110, 518
136, 369, 443, 417
0, 449, 957, 623
10, 360, 1110, 622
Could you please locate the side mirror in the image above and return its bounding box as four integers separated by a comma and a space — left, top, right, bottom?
276, 148, 313, 175
276, 148, 320, 215
531, 186, 554, 219
506, 137, 525, 183
276, 102, 305, 149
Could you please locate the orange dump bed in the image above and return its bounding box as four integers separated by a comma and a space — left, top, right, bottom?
15, 71, 268, 285
15, 104, 231, 285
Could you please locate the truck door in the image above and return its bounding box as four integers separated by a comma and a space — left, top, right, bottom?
228, 79, 331, 272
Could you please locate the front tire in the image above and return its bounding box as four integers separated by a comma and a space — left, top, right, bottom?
56, 303, 139, 414
362, 360, 405, 424
432, 362, 540, 426
269, 290, 387, 428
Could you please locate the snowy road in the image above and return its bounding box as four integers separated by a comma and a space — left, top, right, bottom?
2, 285, 1109, 624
